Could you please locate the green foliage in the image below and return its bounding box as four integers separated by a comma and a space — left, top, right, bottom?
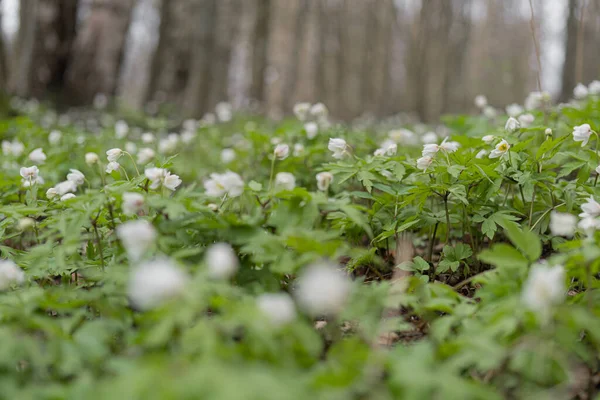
1, 96, 600, 398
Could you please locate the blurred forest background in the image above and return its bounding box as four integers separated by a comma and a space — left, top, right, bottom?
0, 0, 599, 122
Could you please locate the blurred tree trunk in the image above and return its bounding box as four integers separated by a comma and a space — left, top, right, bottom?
65, 0, 136, 104
363, 0, 395, 116
184, 0, 217, 115
0, 0, 7, 92
264, 0, 302, 119
11, 0, 78, 99
148, 0, 204, 109
317, 0, 343, 117
248, 0, 271, 105
560, 0, 578, 101
290, 0, 320, 106
206, 0, 240, 109
339, 0, 370, 119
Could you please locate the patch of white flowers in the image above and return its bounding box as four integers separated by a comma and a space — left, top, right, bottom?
205, 243, 239, 279
0, 260, 25, 291
522, 263, 565, 319
116, 220, 157, 261
144, 168, 182, 191
204, 171, 245, 198
128, 258, 188, 311
295, 262, 351, 316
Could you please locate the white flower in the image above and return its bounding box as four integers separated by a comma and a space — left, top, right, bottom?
122, 192, 145, 215
580, 196, 600, 219
549, 212, 576, 237
158, 134, 180, 155
115, 120, 129, 139
106, 161, 120, 174
22, 175, 44, 188
304, 122, 318, 139
573, 124, 592, 146
207, 203, 218, 211
439, 137, 459, 153
522, 264, 565, 317
483, 106, 497, 119
67, 169, 85, 186
275, 172, 296, 191
205, 243, 238, 279
215, 102, 233, 122
48, 130, 62, 144
293, 143, 305, 157
93, 93, 108, 109
3, 140, 24, 156
328, 138, 347, 159
17, 217, 35, 230
518, 113, 535, 128
316, 172, 334, 191
220, 148, 236, 164
416, 156, 433, 171
60, 193, 76, 201
506, 103, 524, 117
295, 263, 351, 316
181, 131, 196, 144
106, 148, 123, 162
144, 168, 181, 191
476, 149, 488, 159
596, 165, 600, 175
374, 148, 386, 157
28, 148, 46, 164
525, 91, 549, 110
421, 132, 438, 144
136, 148, 155, 164
141, 133, 155, 143
545, 128, 553, 137
128, 258, 188, 310
482, 135, 495, 145
474, 95, 487, 109
421, 143, 439, 158
257, 293, 296, 326
578, 216, 600, 236
54, 180, 77, 195
201, 112, 216, 126
46, 187, 58, 199
203, 171, 244, 197
589, 80, 600, 95
85, 152, 99, 165
574, 83, 588, 99
310, 103, 328, 119
270, 137, 282, 145
125, 142, 137, 154
381, 140, 397, 156
0, 260, 25, 291
116, 220, 157, 261
489, 139, 510, 159
505, 117, 520, 133
273, 144, 289, 160
389, 129, 417, 145
293, 102, 311, 121
20, 166, 39, 180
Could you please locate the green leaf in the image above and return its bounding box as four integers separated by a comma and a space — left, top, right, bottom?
504, 224, 541, 262
478, 244, 528, 268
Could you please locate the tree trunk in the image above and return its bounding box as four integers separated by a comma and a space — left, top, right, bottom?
560, 0, 578, 101
248, 0, 271, 106
11, 0, 78, 99
65, 0, 136, 104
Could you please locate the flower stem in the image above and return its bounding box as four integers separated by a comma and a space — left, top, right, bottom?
124, 152, 141, 177
268, 154, 277, 193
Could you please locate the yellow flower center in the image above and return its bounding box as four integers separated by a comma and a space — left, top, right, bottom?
498, 143, 508, 152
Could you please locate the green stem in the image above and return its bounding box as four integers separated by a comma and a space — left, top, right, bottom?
268, 154, 277, 193
427, 222, 439, 280
124, 151, 141, 177
530, 202, 566, 231
444, 193, 451, 244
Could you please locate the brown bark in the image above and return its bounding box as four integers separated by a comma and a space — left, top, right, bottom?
11, 0, 78, 99
65, 0, 136, 104
249, 0, 271, 105
560, 0, 579, 101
